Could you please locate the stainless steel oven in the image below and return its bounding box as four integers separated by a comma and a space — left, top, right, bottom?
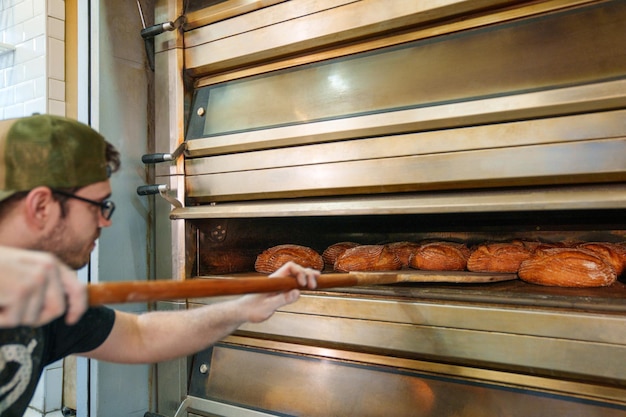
149, 1, 626, 415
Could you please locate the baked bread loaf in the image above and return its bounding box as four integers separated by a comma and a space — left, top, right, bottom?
200, 250, 256, 275
255, 244, 324, 274
510, 239, 544, 251
409, 242, 470, 271
322, 242, 360, 270
518, 248, 616, 287
467, 243, 532, 273
335, 245, 402, 272
387, 241, 422, 268
577, 242, 626, 275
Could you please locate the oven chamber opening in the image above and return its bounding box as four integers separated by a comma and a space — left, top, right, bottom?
190, 208, 626, 311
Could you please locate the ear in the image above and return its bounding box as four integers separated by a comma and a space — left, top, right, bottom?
23, 186, 60, 230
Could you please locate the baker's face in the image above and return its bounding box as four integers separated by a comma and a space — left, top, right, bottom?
38, 181, 113, 269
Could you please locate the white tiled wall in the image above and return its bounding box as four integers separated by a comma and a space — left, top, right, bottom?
0, 0, 65, 120
0, 1, 67, 415
46, 0, 64, 116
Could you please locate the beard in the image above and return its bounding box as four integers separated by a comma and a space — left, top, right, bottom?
33, 217, 100, 270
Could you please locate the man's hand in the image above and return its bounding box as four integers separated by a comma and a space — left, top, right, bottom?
239, 261, 320, 323
269, 260, 319, 289
0, 246, 87, 328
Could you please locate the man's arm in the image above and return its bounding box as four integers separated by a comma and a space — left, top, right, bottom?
82, 262, 319, 364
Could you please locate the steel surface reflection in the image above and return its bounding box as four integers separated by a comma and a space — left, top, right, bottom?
189, 343, 626, 417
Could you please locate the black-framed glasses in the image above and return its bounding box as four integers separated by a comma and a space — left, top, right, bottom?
51, 189, 116, 220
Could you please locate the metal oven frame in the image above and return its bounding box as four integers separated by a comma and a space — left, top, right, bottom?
150, 1, 626, 415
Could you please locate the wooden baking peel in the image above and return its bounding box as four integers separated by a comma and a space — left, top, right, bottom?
88, 270, 516, 306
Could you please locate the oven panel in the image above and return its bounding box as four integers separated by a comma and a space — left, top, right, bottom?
185, 130, 626, 203
186, 0, 626, 148
181, 338, 626, 417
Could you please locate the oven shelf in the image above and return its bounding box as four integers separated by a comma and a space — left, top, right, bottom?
190, 271, 626, 314
326, 279, 626, 314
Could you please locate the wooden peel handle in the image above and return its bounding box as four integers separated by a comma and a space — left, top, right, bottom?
87, 273, 365, 306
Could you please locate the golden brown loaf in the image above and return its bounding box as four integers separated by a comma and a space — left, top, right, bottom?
577, 242, 626, 275
518, 248, 617, 287
322, 242, 360, 269
509, 239, 543, 251
467, 243, 532, 273
409, 242, 470, 271
386, 241, 422, 268
334, 245, 402, 272
255, 244, 324, 274
530, 242, 563, 252
200, 250, 256, 275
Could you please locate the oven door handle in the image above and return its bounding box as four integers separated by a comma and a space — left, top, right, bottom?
136, 184, 183, 208
141, 142, 186, 164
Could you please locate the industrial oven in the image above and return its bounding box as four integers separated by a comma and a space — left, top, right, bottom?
148, 1, 626, 416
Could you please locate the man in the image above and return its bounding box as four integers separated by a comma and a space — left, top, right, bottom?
0, 114, 319, 416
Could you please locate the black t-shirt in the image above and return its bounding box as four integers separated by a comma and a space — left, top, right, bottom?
0, 306, 115, 417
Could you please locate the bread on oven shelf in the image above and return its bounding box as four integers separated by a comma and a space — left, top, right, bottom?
247, 240, 626, 288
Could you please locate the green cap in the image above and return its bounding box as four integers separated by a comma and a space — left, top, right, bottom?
0, 114, 109, 202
